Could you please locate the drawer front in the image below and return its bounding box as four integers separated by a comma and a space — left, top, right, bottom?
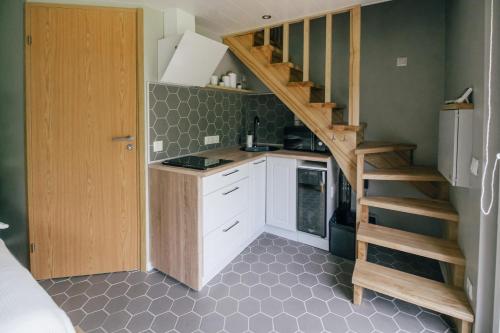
203, 178, 249, 235
203, 164, 249, 195
204, 211, 249, 277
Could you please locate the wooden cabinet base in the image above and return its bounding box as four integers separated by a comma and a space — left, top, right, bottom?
149, 168, 202, 290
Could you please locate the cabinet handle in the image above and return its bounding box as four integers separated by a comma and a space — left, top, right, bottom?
253, 160, 266, 165
223, 221, 240, 232
222, 169, 239, 177
222, 187, 239, 196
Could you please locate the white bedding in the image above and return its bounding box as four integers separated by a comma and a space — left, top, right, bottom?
0, 239, 75, 333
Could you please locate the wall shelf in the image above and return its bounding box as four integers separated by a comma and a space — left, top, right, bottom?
205, 84, 256, 94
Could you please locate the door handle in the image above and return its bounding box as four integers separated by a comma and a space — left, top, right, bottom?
112, 135, 135, 142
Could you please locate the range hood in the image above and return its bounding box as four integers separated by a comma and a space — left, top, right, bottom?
157, 9, 228, 87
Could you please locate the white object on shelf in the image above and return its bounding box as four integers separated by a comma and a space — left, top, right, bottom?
157, 30, 228, 86
438, 106, 474, 187
228, 72, 237, 88
246, 135, 253, 148
0, 222, 9, 230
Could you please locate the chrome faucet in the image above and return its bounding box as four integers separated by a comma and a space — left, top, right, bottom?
253, 116, 260, 147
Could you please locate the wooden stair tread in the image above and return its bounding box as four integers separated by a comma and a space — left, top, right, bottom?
356, 141, 417, 155
363, 167, 446, 182
330, 122, 366, 132
360, 196, 459, 221
269, 62, 302, 71
357, 223, 465, 265
352, 260, 474, 322
287, 81, 322, 88
308, 102, 337, 109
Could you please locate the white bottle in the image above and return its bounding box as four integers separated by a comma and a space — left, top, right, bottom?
246, 134, 253, 148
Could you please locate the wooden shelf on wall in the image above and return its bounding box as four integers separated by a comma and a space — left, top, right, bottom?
442, 103, 474, 110
204, 84, 256, 94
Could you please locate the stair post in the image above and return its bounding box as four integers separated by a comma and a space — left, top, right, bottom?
354, 153, 368, 305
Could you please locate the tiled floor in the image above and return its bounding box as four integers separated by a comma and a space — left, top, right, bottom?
40, 233, 454, 333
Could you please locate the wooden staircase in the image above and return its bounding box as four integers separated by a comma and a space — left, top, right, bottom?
224, 8, 363, 186
353, 143, 474, 332
223, 6, 474, 332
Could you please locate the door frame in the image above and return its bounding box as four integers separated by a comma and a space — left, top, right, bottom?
24, 3, 147, 276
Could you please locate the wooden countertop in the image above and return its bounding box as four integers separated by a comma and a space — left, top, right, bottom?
149, 146, 331, 177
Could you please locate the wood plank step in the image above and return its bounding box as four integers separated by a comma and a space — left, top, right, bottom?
356, 141, 417, 155
360, 196, 459, 222
308, 102, 337, 109
330, 122, 366, 132
268, 62, 302, 71
287, 81, 322, 88
357, 223, 465, 265
352, 260, 474, 322
362, 167, 446, 182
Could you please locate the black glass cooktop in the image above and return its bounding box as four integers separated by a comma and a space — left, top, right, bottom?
162, 155, 233, 170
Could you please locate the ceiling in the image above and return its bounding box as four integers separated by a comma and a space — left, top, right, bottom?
118, 0, 388, 37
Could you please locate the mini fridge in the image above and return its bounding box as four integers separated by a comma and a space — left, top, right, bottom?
297, 168, 327, 238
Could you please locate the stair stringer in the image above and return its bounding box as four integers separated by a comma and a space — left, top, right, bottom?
224, 35, 359, 187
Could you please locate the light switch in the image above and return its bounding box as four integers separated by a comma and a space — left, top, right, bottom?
153, 140, 163, 152
470, 157, 479, 176
204, 136, 220, 145
396, 57, 408, 67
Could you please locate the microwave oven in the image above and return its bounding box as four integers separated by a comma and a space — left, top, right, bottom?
283, 126, 328, 153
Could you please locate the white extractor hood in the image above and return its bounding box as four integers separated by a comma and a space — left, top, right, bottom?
157, 31, 228, 86
157, 9, 228, 87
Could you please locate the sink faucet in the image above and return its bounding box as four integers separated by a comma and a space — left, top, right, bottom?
253, 116, 260, 147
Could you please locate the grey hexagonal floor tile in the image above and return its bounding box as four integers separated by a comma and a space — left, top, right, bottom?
39, 233, 454, 333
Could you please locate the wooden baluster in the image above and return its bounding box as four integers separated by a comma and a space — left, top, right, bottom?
354, 152, 368, 305
349, 6, 361, 126
303, 18, 310, 82
264, 27, 270, 46
325, 13, 333, 103
283, 23, 289, 63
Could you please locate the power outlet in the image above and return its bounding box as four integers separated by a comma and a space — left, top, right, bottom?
466, 277, 474, 302
204, 135, 220, 145
396, 57, 408, 67
153, 140, 163, 152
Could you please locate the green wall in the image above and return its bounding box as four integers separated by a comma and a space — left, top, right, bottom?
0, 0, 28, 266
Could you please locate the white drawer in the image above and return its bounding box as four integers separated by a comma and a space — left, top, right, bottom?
204, 211, 249, 278
203, 178, 249, 235
203, 163, 249, 195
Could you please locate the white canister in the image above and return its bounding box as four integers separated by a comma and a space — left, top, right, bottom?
222, 75, 230, 87
228, 72, 237, 88
246, 134, 253, 148
210, 75, 219, 86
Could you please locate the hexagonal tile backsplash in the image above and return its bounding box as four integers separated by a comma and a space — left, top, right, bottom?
148, 83, 294, 162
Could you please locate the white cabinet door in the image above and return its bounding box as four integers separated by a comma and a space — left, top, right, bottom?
266, 157, 297, 231
249, 158, 267, 235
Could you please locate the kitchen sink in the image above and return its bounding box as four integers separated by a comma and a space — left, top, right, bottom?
240, 145, 280, 152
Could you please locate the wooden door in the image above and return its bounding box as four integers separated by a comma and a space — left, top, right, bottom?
26, 4, 140, 279
266, 157, 297, 231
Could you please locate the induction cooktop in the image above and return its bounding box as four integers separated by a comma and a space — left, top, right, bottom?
162, 155, 233, 170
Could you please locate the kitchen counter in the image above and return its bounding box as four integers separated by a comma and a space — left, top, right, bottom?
149, 146, 331, 176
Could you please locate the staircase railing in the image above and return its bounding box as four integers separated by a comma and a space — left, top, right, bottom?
227, 6, 361, 126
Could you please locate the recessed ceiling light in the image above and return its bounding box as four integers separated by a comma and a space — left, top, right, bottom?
262, 14, 272, 20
